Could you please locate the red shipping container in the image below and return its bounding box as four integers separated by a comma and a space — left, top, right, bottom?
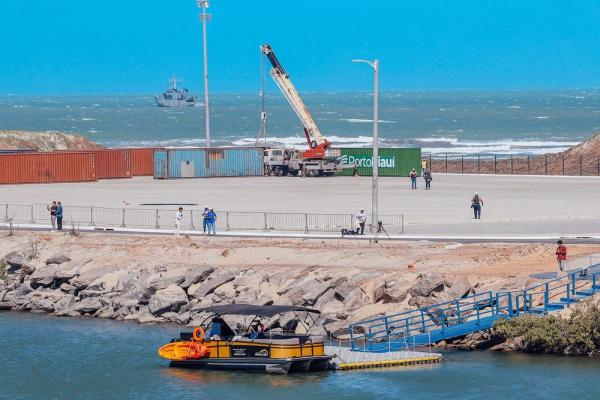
0, 152, 97, 184
92, 149, 132, 179
130, 148, 155, 176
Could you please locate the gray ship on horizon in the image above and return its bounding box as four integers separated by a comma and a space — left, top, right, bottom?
155, 77, 201, 107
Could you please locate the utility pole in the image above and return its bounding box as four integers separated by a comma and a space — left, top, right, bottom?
353, 58, 380, 232
197, 0, 211, 147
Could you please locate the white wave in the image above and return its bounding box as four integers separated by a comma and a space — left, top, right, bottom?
232, 135, 375, 148
80, 117, 98, 121
342, 118, 396, 124
535, 116, 550, 119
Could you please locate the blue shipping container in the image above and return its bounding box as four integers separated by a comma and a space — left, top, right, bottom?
153, 147, 264, 179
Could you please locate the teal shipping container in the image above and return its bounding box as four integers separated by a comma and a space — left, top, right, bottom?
154, 147, 264, 179
337, 148, 422, 176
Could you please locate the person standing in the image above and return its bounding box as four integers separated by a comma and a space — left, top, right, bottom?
556, 240, 567, 272
201, 205, 209, 233
355, 208, 367, 235
410, 168, 418, 190
423, 169, 432, 190
47, 201, 57, 231
352, 161, 359, 177
175, 207, 183, 236
471, 193, 483, 219
55, 202, 63, 231
206, 208, 217, 235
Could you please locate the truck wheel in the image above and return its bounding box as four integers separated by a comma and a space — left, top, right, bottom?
275, 167, 283, 177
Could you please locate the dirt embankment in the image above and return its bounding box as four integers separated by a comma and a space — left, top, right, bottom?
0, 131, 101, 151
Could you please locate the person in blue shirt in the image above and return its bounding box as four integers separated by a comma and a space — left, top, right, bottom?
206, 208, 217, 235
55, 202, 64, 231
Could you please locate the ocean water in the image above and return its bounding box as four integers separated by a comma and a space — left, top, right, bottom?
1, 312, 599, 400
1, 90, 599, 155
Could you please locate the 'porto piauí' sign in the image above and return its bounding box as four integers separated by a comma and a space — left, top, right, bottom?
339, 154, 396, 168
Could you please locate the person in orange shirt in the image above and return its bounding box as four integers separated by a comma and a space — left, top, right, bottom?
556, 240, 567, 272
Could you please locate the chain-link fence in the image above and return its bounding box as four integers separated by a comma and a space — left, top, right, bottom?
1, 203, 405, 235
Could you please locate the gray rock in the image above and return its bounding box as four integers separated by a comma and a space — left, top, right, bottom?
0, 302, 12, 310
342, 288, 369, 312
409, 273, 445, 297
380, 285, 409, 304
408, 296, 439, 308
446, 275, 473, 299
19, 263, 37, 276
74, 297, 104, 314
3, 252, 24, 270
149, 284, 188, 316
180, 266, 215, 289
29, 264, 58, 289
46, 254, 71, 265
191, 272, 235, 298
213, 282, 236, 303
300, 281, 332, 306
146, 274, 186, 292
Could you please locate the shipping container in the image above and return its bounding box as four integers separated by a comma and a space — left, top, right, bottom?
337, 148, 422, 177
130, 148, 156, 176
154, 147, 264, 179
0, 152, 97, 184
93, 149, 132, 179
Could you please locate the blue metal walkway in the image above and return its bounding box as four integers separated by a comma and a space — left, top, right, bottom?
349, 263, 600, 352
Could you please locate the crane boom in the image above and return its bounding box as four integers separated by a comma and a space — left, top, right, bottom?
261, 44, 330, 157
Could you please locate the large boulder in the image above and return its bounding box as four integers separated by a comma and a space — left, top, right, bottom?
409, 273, 445, 297
74, 297, 104, 314
180, 266, 215, 289
146, 274, 186, 292
149, 284, 188, 316
213, 282, 236, 303
380, 284, 409, 304
342, 288, 369, 312
45, 254, 71, 265
446, 275, 473, 299
3, 252, 24, 270
29, 264, 59, 289
191, 272, 235, 298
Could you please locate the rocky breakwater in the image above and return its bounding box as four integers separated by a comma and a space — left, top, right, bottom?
0, 250, 532, 338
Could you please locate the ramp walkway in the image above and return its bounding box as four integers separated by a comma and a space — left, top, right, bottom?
349, 254, 600, 352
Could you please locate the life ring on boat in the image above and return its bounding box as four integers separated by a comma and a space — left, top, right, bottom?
192, 327, 205, 342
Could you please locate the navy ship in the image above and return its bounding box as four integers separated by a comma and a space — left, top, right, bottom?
155, 77, 201, 107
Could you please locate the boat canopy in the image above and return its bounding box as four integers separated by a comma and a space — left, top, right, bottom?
198, 304, 320, 317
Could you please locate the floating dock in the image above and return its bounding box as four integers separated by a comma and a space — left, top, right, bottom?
326, 346, 442, 370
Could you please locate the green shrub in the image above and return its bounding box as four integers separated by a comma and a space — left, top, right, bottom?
493, 305, 600, 355
0, 260, 6, 282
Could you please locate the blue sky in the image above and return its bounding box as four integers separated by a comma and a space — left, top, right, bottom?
1, 0, 600, 94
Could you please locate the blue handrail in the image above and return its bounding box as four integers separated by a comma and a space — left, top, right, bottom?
349, 269, 600, 352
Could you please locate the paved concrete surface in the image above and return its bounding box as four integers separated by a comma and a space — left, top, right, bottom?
1, 174, 598, 236
4, 222, 600, 244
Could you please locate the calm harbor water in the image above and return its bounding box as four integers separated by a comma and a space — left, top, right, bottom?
1, 312, 599, 400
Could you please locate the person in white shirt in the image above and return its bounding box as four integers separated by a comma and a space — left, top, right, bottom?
175, 207, 183, 236
355, 208, 367, 235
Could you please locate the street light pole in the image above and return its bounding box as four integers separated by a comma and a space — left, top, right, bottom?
353, 59, 380, 233
198, 0, 211, 147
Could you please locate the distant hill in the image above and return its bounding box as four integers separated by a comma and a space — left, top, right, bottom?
0, 131, 102, 151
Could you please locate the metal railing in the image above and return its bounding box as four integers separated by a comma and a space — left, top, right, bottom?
350, 257, 600, 351
423, 154, 600, 176
1, 203, 405, 235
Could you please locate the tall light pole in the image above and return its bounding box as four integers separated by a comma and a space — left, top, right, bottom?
352, 59, 379, 232
197, 0, 211, 147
